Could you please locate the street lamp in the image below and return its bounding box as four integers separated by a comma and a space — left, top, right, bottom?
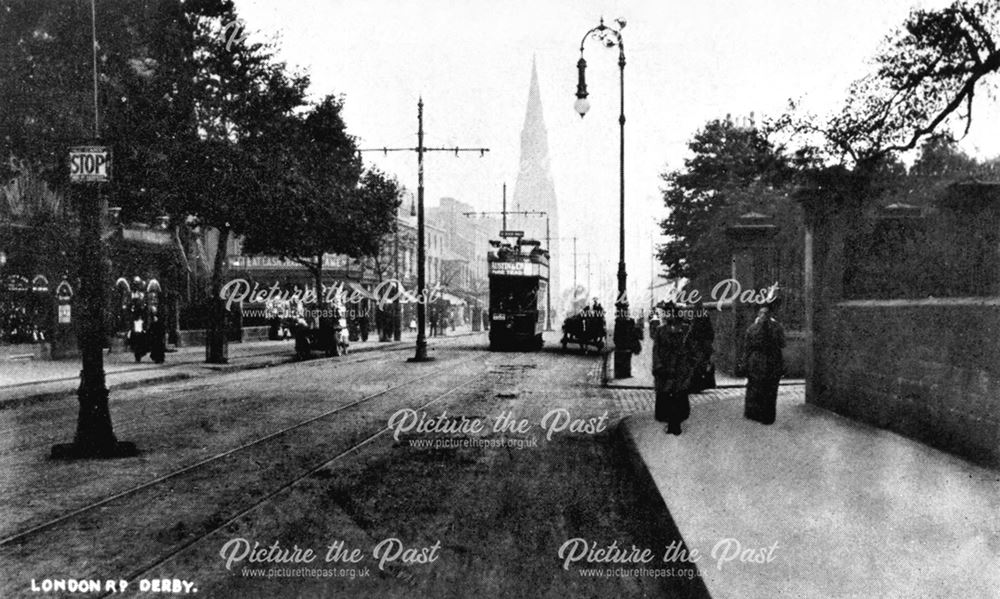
575, 16, 634, 378
52, 0, 136, 458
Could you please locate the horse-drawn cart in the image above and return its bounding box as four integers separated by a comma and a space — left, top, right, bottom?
560, 312, 607, 353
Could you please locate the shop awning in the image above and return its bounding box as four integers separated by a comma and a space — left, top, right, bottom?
345, 280, 373, 299
439, 292, 467, 306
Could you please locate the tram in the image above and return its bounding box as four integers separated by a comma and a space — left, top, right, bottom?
487, 234, 548, 351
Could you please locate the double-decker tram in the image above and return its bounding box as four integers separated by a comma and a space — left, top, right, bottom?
487, 234, 548, 351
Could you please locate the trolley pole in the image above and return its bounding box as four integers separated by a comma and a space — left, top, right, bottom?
359, 98, 488, 362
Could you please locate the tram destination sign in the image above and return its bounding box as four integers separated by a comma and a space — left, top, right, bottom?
489, 261, 541, 276
69, 145, 111, 183
499, 230, 524, 238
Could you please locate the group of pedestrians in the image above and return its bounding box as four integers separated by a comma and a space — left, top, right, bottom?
429, 306, 452, 337
124, 276, 166, 364
651, 302, 785, 435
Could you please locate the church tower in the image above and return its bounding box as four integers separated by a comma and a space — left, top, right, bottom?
512, 57, 560, 312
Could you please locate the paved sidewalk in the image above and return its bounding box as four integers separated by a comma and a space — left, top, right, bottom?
1, 338, 294, 387
617, 386, 1000, 598
0, 327, 480, 407
601, 339, 804, 389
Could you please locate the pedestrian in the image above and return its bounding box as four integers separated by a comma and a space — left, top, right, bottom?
266, 298, 280, 340
279, 299, 292, 339
687, 303, 716, 393
741, 304, 785, 425
148, 305, 166, 364
337, 306, 350, 355
359, 308, 370, 342
652, 305, 694, 435
129, 277, 148, 362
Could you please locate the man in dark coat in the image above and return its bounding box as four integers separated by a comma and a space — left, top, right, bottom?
743, 305, 785, 424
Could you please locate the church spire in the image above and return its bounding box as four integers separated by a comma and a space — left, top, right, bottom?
512, 57, 560, 307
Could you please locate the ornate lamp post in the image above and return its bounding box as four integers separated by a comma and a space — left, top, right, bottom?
575, 17, 634, 378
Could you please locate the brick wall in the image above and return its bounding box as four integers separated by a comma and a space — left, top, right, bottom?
812, 297, 1000, 467
799, 181, 1000, 467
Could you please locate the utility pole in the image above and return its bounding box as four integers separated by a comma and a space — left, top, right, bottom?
358, 98, 488, 362
587, 252, 592, 298
573, 237, 578, 305
502, 183, 507, 231
393, 217, 401, 341
650, 231, 655, 313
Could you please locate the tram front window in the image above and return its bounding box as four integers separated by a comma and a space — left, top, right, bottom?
491, 280, 537, 314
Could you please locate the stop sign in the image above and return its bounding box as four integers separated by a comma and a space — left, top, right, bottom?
69, 146, 111, 183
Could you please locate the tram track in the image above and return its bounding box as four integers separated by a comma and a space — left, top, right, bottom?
0, 345, 297, 393
0, 349, 489, 551
96, 367, 490, 597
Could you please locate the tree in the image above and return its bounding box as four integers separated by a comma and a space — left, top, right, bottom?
799, 1, 1000, 173
170, 1, 309, 363
0, 0, 205, 456
909, 135, 980, 178
657, 118, 792, 284
0, 0, 199, 214
240, 93, 401, 351
0, 0, 311, 363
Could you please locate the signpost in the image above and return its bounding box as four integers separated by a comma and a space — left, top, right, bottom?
68, 146, 111, 183
52, 143, 136, 459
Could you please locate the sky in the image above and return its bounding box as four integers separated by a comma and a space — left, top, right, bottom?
233, 0, 998, 304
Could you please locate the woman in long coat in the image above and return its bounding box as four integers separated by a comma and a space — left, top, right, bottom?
743, 306, 785, 424
652, 310, 694, 435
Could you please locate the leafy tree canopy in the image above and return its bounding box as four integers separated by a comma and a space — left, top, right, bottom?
804, 0, 1000, 170
657, 118, 792, 282
241, 96, 401, 274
